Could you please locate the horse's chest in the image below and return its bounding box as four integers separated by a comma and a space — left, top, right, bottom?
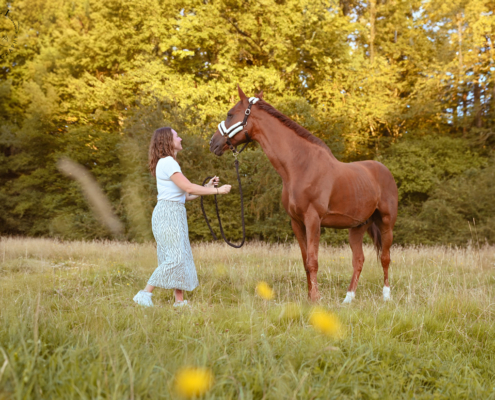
282, 187, 323, 218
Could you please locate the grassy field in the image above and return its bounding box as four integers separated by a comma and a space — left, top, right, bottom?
0, 237, 494, 399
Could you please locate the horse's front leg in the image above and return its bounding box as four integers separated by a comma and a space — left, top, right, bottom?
303, 210, 322, 302
290, 217, 309, 290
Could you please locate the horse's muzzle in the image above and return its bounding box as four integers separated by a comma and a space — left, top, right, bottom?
209, 135, 226, 156
211, 144, 226, 156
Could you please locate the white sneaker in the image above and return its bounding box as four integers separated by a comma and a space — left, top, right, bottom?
173, 300, 188, 307
133, 290, 153, 307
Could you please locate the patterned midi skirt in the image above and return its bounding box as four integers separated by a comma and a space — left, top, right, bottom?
148, 200, 199, 291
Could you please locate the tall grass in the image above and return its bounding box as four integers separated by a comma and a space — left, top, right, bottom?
1, 237, 494, 399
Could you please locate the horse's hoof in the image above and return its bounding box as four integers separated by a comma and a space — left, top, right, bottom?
383, 286, 391, 301
342, 291, 355, 304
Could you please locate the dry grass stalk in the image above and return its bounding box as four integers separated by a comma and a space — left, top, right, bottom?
57, 158, 124, 237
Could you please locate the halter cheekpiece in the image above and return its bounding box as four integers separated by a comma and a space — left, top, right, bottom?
217, 97, 259, 139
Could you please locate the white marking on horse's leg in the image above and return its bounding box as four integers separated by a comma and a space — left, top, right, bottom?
342, 291, 355, 304
383, 286, 391, 301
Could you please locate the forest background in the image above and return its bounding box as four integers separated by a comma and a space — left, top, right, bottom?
0, 0, 494, 245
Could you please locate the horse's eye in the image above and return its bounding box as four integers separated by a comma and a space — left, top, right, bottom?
227, 114, 232, 118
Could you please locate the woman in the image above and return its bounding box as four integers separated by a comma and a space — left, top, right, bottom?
133, 127, 231, 307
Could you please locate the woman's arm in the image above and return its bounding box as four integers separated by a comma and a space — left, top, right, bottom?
185, 176, 220, 201
171, 173, 231, 196
185, 193, 199, 201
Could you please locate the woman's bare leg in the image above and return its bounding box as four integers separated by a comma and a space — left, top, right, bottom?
144, 285, 183, 302
144, 284, 154, 293
174, 289, 184, 302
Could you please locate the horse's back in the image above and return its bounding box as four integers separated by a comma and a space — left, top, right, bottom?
332, 160, 390, 195
355, 160, 397, 189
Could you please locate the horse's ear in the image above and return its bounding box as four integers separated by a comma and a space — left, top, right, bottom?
256, 90, 264, 99
238, 85, 248, 102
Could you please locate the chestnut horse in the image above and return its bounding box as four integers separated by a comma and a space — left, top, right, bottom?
209, 87, 398, 303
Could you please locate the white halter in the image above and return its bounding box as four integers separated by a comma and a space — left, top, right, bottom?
217, 97, 259, 138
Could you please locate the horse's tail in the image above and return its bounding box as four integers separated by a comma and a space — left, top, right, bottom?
367, 215, 382, 259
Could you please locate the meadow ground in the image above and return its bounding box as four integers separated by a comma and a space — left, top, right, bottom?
0, 237, 494, 399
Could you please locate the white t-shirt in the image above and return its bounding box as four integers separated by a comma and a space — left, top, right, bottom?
156, 157, 186, 203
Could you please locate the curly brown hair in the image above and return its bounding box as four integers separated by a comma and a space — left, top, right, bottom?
148, 127, 177, 177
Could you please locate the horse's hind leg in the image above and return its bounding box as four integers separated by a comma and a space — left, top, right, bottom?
378, 218, 394, 301
343, 224, 370, 304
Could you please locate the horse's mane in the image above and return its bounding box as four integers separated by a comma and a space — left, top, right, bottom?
256, 100, 335, 158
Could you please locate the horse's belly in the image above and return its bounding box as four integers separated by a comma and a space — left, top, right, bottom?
321, 213, 359, 229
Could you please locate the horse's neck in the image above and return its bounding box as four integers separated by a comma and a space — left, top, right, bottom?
254, 120, 333, 183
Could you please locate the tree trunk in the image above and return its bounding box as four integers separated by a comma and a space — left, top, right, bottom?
492, 79, 495, 121
369, 0, 376, 64
340, 0, 351, 16
473, 79, 482, 128
452, 90, 458, 128
457, 13, 465, 135
457, 15, 463, 72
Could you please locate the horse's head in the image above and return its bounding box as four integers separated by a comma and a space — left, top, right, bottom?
209, 85, 263, 156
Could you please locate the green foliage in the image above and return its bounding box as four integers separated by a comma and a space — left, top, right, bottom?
381, 135, 486, 203
1, 0, 495, 244
394, 162, 495, 245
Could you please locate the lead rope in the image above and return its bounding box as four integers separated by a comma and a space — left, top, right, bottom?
200, 158, 246, 248
202, 97, 257, 248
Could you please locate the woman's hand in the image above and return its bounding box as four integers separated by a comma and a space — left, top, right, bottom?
170, 172, 230, 196
205, 176, 219, 188
217, 185, 231, 194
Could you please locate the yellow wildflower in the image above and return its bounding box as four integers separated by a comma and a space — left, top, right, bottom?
256, 281, 274, 300
309, 308, 342, 338
174, 367, 214, 398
